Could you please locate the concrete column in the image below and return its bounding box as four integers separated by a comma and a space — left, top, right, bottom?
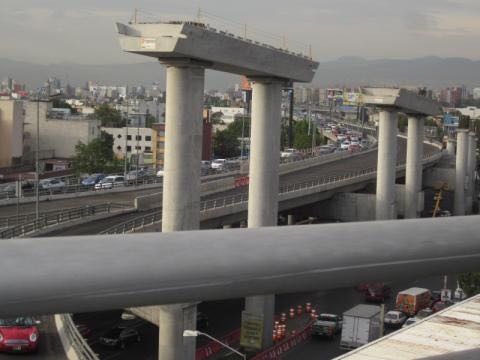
404, 116, 424, 219
446, 139, 456, 156
287, 214, 295, 225
454, 129, 469, 216
376, 110, 398, 220
245, 78, 282, 349
159, 64, 205, 360
466, 133, 477, 214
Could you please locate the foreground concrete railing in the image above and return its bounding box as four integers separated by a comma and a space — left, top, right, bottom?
1, 215, 479, 316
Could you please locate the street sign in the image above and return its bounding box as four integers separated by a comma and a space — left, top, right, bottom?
441, 288, 452, 302
240, 311, 264, 350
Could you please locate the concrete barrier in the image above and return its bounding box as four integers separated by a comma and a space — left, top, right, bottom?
135, 177, 236, 211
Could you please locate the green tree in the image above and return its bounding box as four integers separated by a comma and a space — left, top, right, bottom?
52, 98, 77, 114
73, 131, 116, 174
95, 104, 123, 127
292, 120, 325, 150
145, 113, 156, 128
458, 273, 480, 297
213, 129, 240, 158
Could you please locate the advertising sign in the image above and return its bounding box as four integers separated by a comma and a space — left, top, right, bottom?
240, 311, 264, 350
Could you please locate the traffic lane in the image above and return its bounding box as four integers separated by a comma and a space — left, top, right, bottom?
74, 311, 158, 360
283, 275, 459, 360
0, 315, 66, 360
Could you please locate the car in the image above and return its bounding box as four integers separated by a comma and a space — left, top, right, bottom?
0, 317, 40, 353
312, 313, 343, 338
415, 308, 433, 320
365, 284, 391, 302
81, 173, 106, 187
99, 326, 140, 349
156, 169, 164, 178
348, 144, 361, 153
197, 312, 209, 332
340, 141, 351, 150
120, 311, 137, 321
125, 170, 147, 181
201, 161, 211, 171
383, 310, 407, 328
402, 317, 417, 328
432, 300, 454, 313
39, 178, 66, 190
211, 159, 227, 170
94, 176, 125, 190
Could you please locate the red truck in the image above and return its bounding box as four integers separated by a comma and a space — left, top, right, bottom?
395, 287, 431, 316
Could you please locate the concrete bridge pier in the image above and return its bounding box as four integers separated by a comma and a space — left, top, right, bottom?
405, 116, 424, 219
447, 139, 456, 156
455, 129, 469, 216
245, 78, 283, 349
376, 109, 398, 220
466, 132, 477, 214
159, 63, 205, 360
287, 214, 295, 225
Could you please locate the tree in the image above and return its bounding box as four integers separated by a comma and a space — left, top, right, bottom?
213, 129, 240, 158
458, 273, 480, 297
52, 98, 77, 114
95, 104, 123, 127
145, 113, 156, 128
292, 120, 325, 150
73, 131, 119, 174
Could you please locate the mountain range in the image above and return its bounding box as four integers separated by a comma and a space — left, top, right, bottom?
1, 56, 480, 90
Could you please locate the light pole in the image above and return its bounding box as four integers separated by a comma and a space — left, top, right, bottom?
124, 99, 129, 183
35, 92, 40, 220
183, 330, 246, 359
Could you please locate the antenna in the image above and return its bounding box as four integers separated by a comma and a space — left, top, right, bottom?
134, 8, 138, 24
196, 7, 201, 22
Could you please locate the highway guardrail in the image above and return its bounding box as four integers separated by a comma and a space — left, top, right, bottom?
55, 314, 99, 360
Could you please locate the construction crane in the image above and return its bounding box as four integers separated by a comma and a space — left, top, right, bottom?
432, 182, 449, 217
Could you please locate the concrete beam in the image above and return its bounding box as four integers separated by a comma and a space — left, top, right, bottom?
1, 216, 480, 317
116, 22, 318, 82
361, 88, 442, 116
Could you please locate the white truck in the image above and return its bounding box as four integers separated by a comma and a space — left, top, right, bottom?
340, 304, 381, 350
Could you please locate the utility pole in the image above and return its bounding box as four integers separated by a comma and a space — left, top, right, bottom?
124, 99, 129, 182
289, 88, 294, 148
35, 93, 40, 221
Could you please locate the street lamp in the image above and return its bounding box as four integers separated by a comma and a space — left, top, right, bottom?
183, 330, 246, 359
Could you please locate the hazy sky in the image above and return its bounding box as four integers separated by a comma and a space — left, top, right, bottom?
1, 0, 480, 65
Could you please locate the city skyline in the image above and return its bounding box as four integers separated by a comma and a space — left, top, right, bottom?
1, 0, 480, 65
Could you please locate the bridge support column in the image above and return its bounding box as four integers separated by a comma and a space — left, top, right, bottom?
287, 214, 295, 225
404, 116, 424, 219
447, 139, 456, 156
466, 133, 477, 214
223, 224, 232, 229
245, 78, 282, 349
376, 110, 398, 220
455, 129, 469, 216
159, 63, 205, 360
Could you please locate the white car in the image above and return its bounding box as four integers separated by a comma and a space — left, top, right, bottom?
350, 140, 360, 146
39, 178, 66, 190
156, 169, 164, 178
337, 135, 347, 142
211, 159, 227, 170
125, 170, 147, 181
95, 175, 125, 189
341, 141, 351, 150
402, 317, 417, 328
384, 310, 407, 327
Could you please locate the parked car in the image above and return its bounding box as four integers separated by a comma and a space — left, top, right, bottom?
39, 178, 65, 191
95, 176, 125, 190
156, 169, 164, 178
99, 326, 140, 349
383, 310, 407, 328
0, 317, 40, 353
81, 173, 106, 187
365, 284, 391, 302
432, 300, 454, 313
125, 170, 147, 181
201, 161, 211, 171
341, 141, 351, 150
120, 311, 137, 321
312, 313, 343, 338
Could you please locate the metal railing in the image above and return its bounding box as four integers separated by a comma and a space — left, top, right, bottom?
58, 314, 99, 360
0, 203, 128, 239
101, 150, 442, 235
